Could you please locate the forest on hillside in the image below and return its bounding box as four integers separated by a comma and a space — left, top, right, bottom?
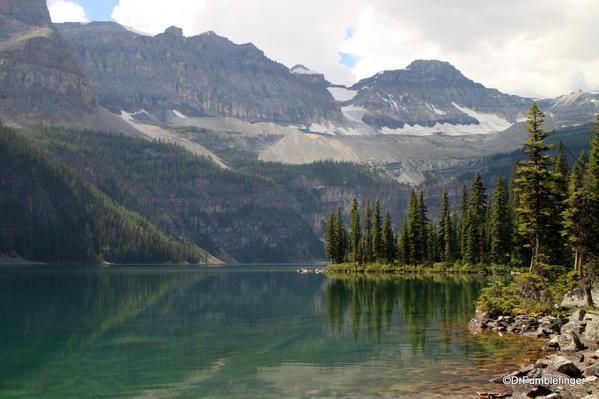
325, 105, 599, 314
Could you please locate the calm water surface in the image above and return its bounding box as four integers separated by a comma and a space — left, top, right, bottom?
0, 265, 546, 399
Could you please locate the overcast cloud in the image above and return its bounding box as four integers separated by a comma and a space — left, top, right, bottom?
55, 0, 599, 98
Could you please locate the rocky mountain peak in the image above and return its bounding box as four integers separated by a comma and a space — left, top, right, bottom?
405, 59, 460, 74
57, 21, 343, 124
0, 0, 50, 27
163, 26, 184, 38
0, 0, 96, 125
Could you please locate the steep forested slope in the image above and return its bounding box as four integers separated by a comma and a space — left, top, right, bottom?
0, 124, 210, 263
22, 127, 325, 263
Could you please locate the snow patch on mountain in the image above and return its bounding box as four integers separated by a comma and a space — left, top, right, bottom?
123, 25, 152, 37
173, 109, 187, 119
327, 87, 358, 102
428, 104, 446, 115
290, 65, 320, 75
120, 109, 150, 122
452, 103, 512, 133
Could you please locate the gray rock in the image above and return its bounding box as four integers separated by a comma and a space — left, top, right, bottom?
561, 288, 599, 309
55, 21, 343, 126
583, 363, 599, 378
550, 356, 582, 378
0, 0, 96, 125
538, 316, 566, 335
572, 309, 588, 321
548, 336, 561, 348
557, 332, 584, 352
581, 311, 599, 347
581, 395, 599, 399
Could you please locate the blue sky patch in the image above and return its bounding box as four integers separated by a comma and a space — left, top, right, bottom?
69, 0, 118, 21
338, 52, 360, 68
344, 26, 355, 40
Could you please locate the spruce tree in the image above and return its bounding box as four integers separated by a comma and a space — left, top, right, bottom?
398, 221, 410, 265
439, 189, 454, 262
568, 114, 599, 306
489, 176, 512, 264
426, 222, 438, 263
372, 201, 384, 262
514, 103, 561, 273
407, 189, 424, 265
458, 184, 469, 259
464, 173, 487, 264
334, 208, 348, 263
563, 152, 588, 273
362, 200, 373, 263
382, 213, 396, 263
418, 191, 429, 263
325, 213, 337, 262
349, 198, 362, 263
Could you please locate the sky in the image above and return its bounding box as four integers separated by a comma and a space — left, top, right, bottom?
46, 0, 599, 99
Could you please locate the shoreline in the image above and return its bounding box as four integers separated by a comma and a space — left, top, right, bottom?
324, 263, 526, 275
470, 310, 599, 398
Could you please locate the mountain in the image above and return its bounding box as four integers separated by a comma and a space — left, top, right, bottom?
0, 123, 215, 264
55, 22, 343, 125
340, 60, 532, 136
538, 91, 599, 126
0, 0, 95, 125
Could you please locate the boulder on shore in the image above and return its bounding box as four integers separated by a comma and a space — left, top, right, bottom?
561, 287, 599, 309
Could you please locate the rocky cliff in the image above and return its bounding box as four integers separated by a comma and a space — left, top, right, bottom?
0, 0, 96, 125
56, 22, 343, 125
340, 60, 532, 135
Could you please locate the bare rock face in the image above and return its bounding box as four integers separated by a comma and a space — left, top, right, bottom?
347, 60, 532, 133
55, 22, 342, 125
0, 0, 95, 124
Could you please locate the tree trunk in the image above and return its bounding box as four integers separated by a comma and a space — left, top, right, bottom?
585, 284, 595, 308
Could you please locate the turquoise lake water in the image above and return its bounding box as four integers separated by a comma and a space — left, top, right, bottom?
0, 265, 546, 398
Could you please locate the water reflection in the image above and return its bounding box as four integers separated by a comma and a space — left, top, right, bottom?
0, 267, 544, 399
325, 274, 484, 345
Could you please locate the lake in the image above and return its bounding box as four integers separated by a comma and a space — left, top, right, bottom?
0, 265, 546, 398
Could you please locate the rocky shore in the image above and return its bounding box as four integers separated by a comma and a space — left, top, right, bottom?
469, 310, 599, 399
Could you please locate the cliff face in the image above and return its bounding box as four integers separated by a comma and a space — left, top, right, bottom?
347, 60, 532, 134
56, 22, 342, 125
0, 0, 95, 125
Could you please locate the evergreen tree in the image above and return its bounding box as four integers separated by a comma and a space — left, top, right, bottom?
463, 173, 487, 264
324, 213, 337, 262
382, 213, 396, 263
372, 200, 384, 262
334, 208, 348, 263
418, 191, 429, 262
514, 103, 561, 273
458, 184, 469, 259
563, 152, 588, 274
407, 190, 428, 264
362, 200, 373, 263
489, 176, 512, 264
582, 114, 599, 305
426, 222, 438, 263
398, 221, 410, 265
349, 199, 362, 263
439, 189, 454, 262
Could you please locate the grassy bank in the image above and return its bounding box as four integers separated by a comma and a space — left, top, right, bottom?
325, 261, 527, 275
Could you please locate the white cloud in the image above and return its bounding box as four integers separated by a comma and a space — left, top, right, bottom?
109, 0, 599, 98
47, 0, 88, 23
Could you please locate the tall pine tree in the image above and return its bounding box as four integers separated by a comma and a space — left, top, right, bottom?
514, 103, 560, 273
349, 198, 362, 263
489, 176, 512, 264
